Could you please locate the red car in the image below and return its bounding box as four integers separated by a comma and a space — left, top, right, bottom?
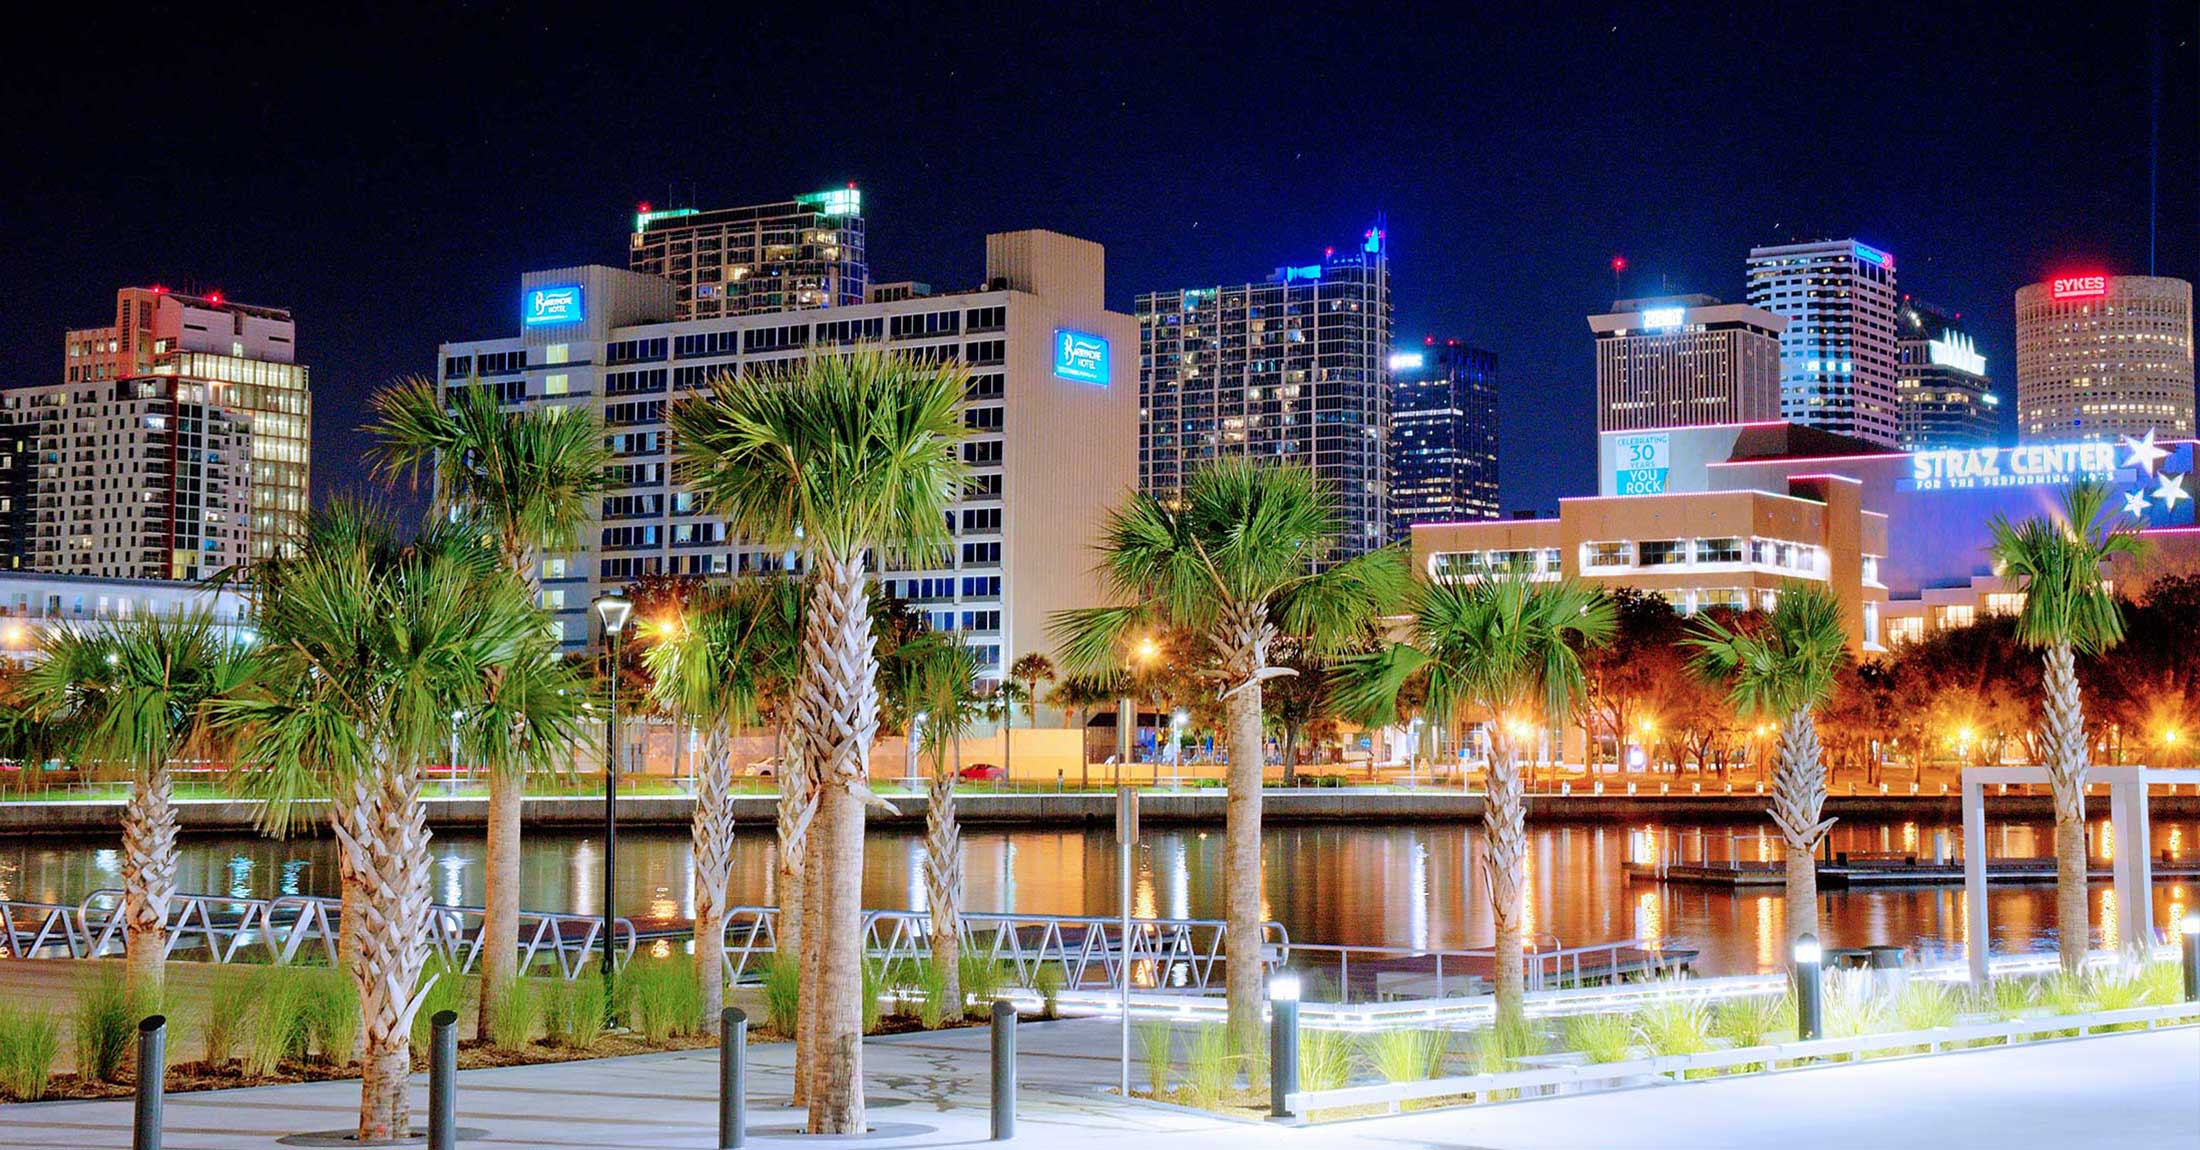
957, 763, 1004, 782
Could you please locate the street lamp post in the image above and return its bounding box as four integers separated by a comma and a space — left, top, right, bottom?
447, 709, 463, 797
592, 591, 633, 1018
1169, 709, 1187, 791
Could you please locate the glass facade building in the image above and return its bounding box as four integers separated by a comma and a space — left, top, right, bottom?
1389, 339, 1499, 540
1136, 226, 1392, 556
629, 187, 868, 320
1895, 299, 1998, 450
1746, 239, 1902, 447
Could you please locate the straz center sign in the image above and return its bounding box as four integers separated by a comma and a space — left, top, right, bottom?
1904, 442, 2119, 492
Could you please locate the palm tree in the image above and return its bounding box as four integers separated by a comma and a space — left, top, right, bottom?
368, 374, 611, 1033
1052, 459, 1407, 1048
223, 505, 557, 1142
1002, 651, 1055, 779
1048, 671, 1122, 784
1333, 572, 1612, 1027
15, 613, 258, 995
671, 348, 968, 1134
1986, 480, 2144, 974
1685, 583, 1850, 946
643, 576, 805, 1023
895, 634, 986, 1016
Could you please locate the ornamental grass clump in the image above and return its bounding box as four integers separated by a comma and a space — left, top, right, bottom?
1892, 980, 1959, 1033
1135, 1019, 1173, 1095
1824, 970, 1891, 1042
1184, 1023, 1235, 1109
625, 956, 701, 1043
74, 968, 143, 1083
303, 968, 360, 1066
958, 953, 1007, 1021
1033, 962, 1066, 1020
916, 955, 953, 1030
487, 974, 541, 1052
1637, 995, 1712, 1059
1360, 1027, 1447, 1083
1561, 1010, 1637, 1064
409, 957, 468, 1048
1299, 1027, 1355, 1092
241, 970, 311, 1077
0, 1001, 61, 1101
543, 978, 608, 1050
1978, 974, 2039, 1021
199, 973, 252, 1068
759, 956, 800, 1038
2135, 960, 2183, 1007
1711, 991, 1791, 1050
861, 960, 888, 1034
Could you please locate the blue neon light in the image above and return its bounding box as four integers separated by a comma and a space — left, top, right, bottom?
1853, 243, 1893, 269
523, 285, 585, 327
1053, 329, 1109, 385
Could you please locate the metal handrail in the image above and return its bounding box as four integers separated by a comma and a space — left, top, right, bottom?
1275, 933, 1676, 1000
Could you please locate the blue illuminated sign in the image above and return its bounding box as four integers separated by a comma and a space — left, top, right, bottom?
524, 285, 585, 327
1053, 329, 1109, 385
1853, 243, 1894, 269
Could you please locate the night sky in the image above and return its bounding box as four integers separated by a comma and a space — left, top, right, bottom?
4, 4, 2193, 518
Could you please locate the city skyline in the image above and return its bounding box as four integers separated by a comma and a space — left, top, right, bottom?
2, 6, 2194, 518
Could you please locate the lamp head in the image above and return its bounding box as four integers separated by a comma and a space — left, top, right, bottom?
1269, 971, 1301, 1003
2182, 912, 2200, 937
592, 591, 633, 635
1792, 933, 1823, 965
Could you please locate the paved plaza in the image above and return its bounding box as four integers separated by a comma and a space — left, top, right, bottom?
2, 1018, 2193, 1149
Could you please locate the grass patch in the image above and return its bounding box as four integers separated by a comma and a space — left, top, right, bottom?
543, 978, 608, 1050
1561, 1011, 1637, 1064
198, 970, 252, 1068
1135, 1019, 1173, 1095
1892, 980, 1959, 1032
241, 968, 310, 1077
1637, 996, 1712, 1059
0, 1001, 62, 1101
915, 956, 952, 1030
1712, 992, 1791, 1050
624, 956, 701, 1043
1360, 1028, 1447, 1083
409, 958, 468, 1049
957, 953, 1007, 1021
302, 969, 359, 1066
1033, 962, 1066, 1020
1185, 1024, 1235, 1110
1300, 1027, 1354, 1091
759, 956, 800, 1037
75, 968, 147, 1083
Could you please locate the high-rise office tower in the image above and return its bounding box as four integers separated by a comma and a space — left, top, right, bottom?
1137, 226, 1392, 555
1588, 294, 1785, 432
2014, 273, 2194, 441
57, 287, 309, 561
628, 187, 868, 320
1895, 299, 1998, 449
441, 230, 1136, 675
1746, 239, 1902, 447
1389, 339, 1499, 539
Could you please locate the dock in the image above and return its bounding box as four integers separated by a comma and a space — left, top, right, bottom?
1624, 851, 2200, 888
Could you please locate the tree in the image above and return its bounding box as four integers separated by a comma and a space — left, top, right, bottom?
1333, 572, 1613, 1027
1262, 643, 1334, 786
643, 575, 805, 1025
1002, 651, 1056, 780
222, 505, 563, 1142
892, 633, 986, 1016
16, 613, 258, 995
2087, 574, 2199, 770
368, 374, 611, 1034
1052, 459, 1407, 1049
1048, 671, 1122, 783
1686, 583, 1850, 946
1580, 588, 1689, 769
1986, 480, 2145, 974
671, 348, 968, 1134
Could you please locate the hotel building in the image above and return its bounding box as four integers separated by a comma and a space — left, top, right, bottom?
2014, 273, 2194, 441
0, 569, 254, 666
1746, 239, 1903, 447
1895, 299, 1998, 450
54, 287, 310, 562
1389, 339, 1499, 539
439, 229, 1137, 675
628, 187, 867, 321
1137, 227, 1392, 556
1589, 295, 1785, 433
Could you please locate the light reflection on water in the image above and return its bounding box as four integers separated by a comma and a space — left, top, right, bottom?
0, 816, 2191, 976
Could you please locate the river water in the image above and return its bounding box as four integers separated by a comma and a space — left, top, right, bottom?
2, 816, 2191, 975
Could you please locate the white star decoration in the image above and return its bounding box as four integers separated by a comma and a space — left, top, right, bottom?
2154, 471, 2190, 511
2121, 488, 2151, 517
2120, 429, 2170, 474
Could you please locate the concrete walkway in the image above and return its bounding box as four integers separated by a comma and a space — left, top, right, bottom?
2, 1018, 2193, 1149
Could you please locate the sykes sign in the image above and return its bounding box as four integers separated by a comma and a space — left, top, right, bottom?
2050, 275, 2109, 300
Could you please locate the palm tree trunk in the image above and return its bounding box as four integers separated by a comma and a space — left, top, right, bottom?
1485, 735, 1527, 1028
925, 761, 963, 1017
477, 768, 522, 1036
1222, 666, 1265, 1055
793, 553, 879, 1135
1281, 726, 1299, 788
332, 765, 433, 1144
2040, 642, 2090, 973
777, 748, 813, 1104
692, 724, 736, 1026
1768, 708, 1833, 943
119, 762, 177, 997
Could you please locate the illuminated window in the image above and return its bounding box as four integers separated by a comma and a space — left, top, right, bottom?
1696, 537, 1743, 564
1583, 541, 1631, 569
1638, 540, 1687, 567
1985, 592, 2025, 616
1938, 604, 1976, 629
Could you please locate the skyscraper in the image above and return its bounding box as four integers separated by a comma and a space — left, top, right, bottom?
56, 287, 309, 562
1746, 239, 1902, 447
1389, 339, 1499, 538
1137, 226, 1392, 555
1895, 299, 1998, 449
2014, 273, 2194, 441
1588, 294, 1785, 432
628, 187, 868, 320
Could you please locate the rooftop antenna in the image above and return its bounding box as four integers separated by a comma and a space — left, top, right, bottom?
2148, 0, 2161, 274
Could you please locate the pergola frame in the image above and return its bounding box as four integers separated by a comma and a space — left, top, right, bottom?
1962, 765, 2200, 984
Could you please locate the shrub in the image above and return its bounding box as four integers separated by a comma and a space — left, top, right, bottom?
241, 969, 311, 1077
1471, 1015, 1546, 1075
1299, 1027, 1354, 1092
861, 960, 887, 1034
759, 957, 800, 1038
2040, 970, 2088, 1016
958, 953, 1007, 1021
1185, 1024, 1234, 1109
488, 976, 541, 1052
1135, 1019, 1173, 1095
1034, 963, 1066, 1020
544, 978, 608, 1050
1978, 975, 2038, 1021
625, 957, 701, 1043
302, 969, 360, 1065
1360, 1028, 1446, 1083
74, 968, 143, 1082
2136, 960, 2183, 1007
1637, 996, 1712, 1058
1711, 992, 1790, 1050
1561, 1011, 1636, 1063
0, 1002, 62, 1101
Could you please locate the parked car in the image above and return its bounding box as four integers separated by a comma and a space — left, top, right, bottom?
957, 763, 1004, 782
742, 759, 778, 778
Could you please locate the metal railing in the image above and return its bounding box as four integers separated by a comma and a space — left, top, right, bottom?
58, 888, 637, 978
1, 898, 89, 958
714, 905, 1290, 994
1275, 933, 1683, 1001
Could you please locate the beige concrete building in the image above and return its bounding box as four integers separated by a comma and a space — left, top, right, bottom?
2015, 273, 2194, 441
1590, 295, 1786, 434
439, 229, 1138, 677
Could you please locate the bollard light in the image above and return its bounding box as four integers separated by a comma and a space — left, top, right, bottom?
430, 1009, 458, 1150
990, 999, 1018, 1141
133, 1015, 166, 1150
2181, 913, 2200, 1004
1793, 933, 1824, 1041
1268, 971, 1302, 1119
720, 1007, 748, 1149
